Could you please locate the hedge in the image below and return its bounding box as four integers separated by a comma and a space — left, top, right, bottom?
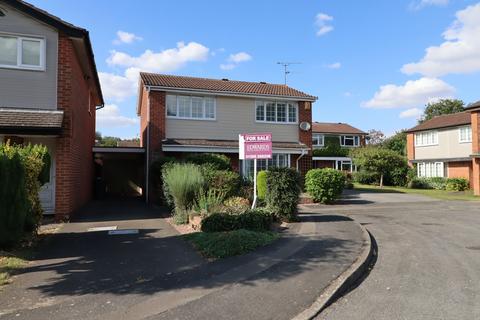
265, 167, 301, 221
257, 171, 267, 200
185, 153, 231, 170
305, 168, 345, 204
201, 209, 273, 232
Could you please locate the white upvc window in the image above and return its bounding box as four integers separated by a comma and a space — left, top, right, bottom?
312, 133, 324, 146
340, 135, 360, 147
459, 126, 472, 143
241, 154, 290, 179
166, 94, 216, 120
415, 130, 438, 147
417, 162, 444, 178
0, 34, 45, 70
255, 100, 298, 124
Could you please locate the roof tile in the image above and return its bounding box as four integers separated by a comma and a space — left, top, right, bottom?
312, 122, 366, 135
406, 112, 470, 132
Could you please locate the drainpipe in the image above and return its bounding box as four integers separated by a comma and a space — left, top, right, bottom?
145, 86, 151, 204
296, 148, 307, 172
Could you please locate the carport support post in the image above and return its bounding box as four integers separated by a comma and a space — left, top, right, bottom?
252, 159, 257, 209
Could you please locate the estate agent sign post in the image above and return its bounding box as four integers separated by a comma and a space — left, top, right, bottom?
239, 133, 273, 208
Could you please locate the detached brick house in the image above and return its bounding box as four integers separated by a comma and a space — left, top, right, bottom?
311, 122, 367, 172
137, 73, 317, 201
406, 105, 480, 195
0, 0, 103, 219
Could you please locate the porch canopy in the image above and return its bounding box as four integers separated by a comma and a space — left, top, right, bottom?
0, 108, 63, 135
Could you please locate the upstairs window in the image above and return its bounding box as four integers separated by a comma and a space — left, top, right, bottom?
340, 135, 360, 147
312, 134, 324, 146
0, 34, 45, 70
166, 94, 216, 120
459, 126, 472, 143
415, 131, 438, 146
256, 100, 298, 123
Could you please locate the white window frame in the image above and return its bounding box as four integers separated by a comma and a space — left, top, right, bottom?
165, 94, 216, 121
340, 135, 360, 147
312, 133, 324, 146
417, 162, 444, 178
241, 154, 291, 178
0, 33, 46, 71
255, 100, 298, 124
414, 130, 438, 147
458, 125, 472, 143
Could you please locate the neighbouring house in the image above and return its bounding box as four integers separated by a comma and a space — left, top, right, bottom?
406, 111, 480, 192
137, 73, 317, 201
0, 0, 103, 219
311, 122, 367, 172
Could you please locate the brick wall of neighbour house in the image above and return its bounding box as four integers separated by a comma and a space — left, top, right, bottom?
55, 34, 96, 220
296, 101, 313, 177
471, 111, 480, 195
139, 86, 149, 148
447, 161, 473, 187
406, 133, 415, 164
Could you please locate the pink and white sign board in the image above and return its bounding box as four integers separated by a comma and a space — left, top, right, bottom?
239, 133, 272, 160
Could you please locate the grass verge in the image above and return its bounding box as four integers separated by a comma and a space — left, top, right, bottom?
354, 183, 480, 201
0, 252, 28, 286
184, 229, 279, 259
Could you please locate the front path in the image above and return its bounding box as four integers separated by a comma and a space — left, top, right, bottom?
0, 200, 366, 320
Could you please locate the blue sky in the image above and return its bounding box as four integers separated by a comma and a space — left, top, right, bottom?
30, 0, 480, 138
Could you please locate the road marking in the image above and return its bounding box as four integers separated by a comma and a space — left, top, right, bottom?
87, 226, 117, 232
108, 229, 139, 235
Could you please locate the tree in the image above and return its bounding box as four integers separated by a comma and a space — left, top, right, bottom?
382, 130, 407, 156
350, 147, 406, 187
420, 99, 465, 123
95, 132, 121, 147
366, 129, 386, 145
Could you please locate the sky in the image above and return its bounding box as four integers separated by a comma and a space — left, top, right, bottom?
29, 0, 480, 138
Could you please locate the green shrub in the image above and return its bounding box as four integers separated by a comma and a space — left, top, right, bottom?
353, 170, 378, 185
184, 229, 278, 259
265, 167, 301, 221
446, 178, 469, 191
305, 168, 345, 204
185, 153, 231, 170
201, 167, 240, 199
151, 157, 177, 205
163, 163, 205, 223
406, 166, 417, 185
428, 177, 447, 190
257, 171, 267, 200
194, 189, 225, 216
312, 136, 349, 157
0, 151, 29, 248
239, 179, 254, 202
344, 172, 354, 189
223, 196, 250, 214
201, 209, 273, 232
408, 177, 432, 189
385, 165, 409, 187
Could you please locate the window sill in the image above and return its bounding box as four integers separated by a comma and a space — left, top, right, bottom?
0, 64, 45, 72
415, 144, 439, 147
255, 120, 298, 125
166, 116, 216, 121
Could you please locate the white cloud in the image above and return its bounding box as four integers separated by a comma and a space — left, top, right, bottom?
326, 62, 341, 69
107, 41, 210, 72
402, 3, 480, 77
113, 31, 142, 45
399, 107, 423, 119
363, 77, 455, 109
315, 13, 334, 36
100, 41, 210, 101
220, 51, 252, 70
96, 104, 139, 128
409, 0, 449, 10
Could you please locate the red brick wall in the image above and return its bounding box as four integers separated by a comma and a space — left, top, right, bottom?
407, 133, 415, 165
55, 34, 96, 220
471, 111, 480, 195
447, 161, 473, 188
297, 101, 313, 176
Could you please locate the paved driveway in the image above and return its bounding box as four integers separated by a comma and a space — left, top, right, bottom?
312, 189, 480, 320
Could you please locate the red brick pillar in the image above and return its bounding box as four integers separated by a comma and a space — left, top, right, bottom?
471, 111, 480, 195
406, 133, 415, 167
296, 101, 313, 177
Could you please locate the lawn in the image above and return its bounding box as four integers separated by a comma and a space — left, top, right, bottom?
354, 183, 480, 201
184, 229, 279, 259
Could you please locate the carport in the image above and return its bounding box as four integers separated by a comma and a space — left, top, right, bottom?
92, 147, 145, 200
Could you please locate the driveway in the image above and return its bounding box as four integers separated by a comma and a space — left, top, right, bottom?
0, 200, 367, 320
311, 189, 480, 319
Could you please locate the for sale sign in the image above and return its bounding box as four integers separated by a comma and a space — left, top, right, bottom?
239, 133, 272, 160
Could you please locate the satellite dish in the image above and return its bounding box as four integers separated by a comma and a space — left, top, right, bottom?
299, 121, 311, 131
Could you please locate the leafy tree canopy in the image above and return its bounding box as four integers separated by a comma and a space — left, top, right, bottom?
381, 130, 407, 156
420, 99, 465, 123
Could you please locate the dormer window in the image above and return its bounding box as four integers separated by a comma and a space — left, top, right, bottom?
0, 34, 45, 70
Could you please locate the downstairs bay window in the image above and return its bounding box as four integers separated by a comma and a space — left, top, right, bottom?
241, 154, 290, 179
417, 162, 444, 178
